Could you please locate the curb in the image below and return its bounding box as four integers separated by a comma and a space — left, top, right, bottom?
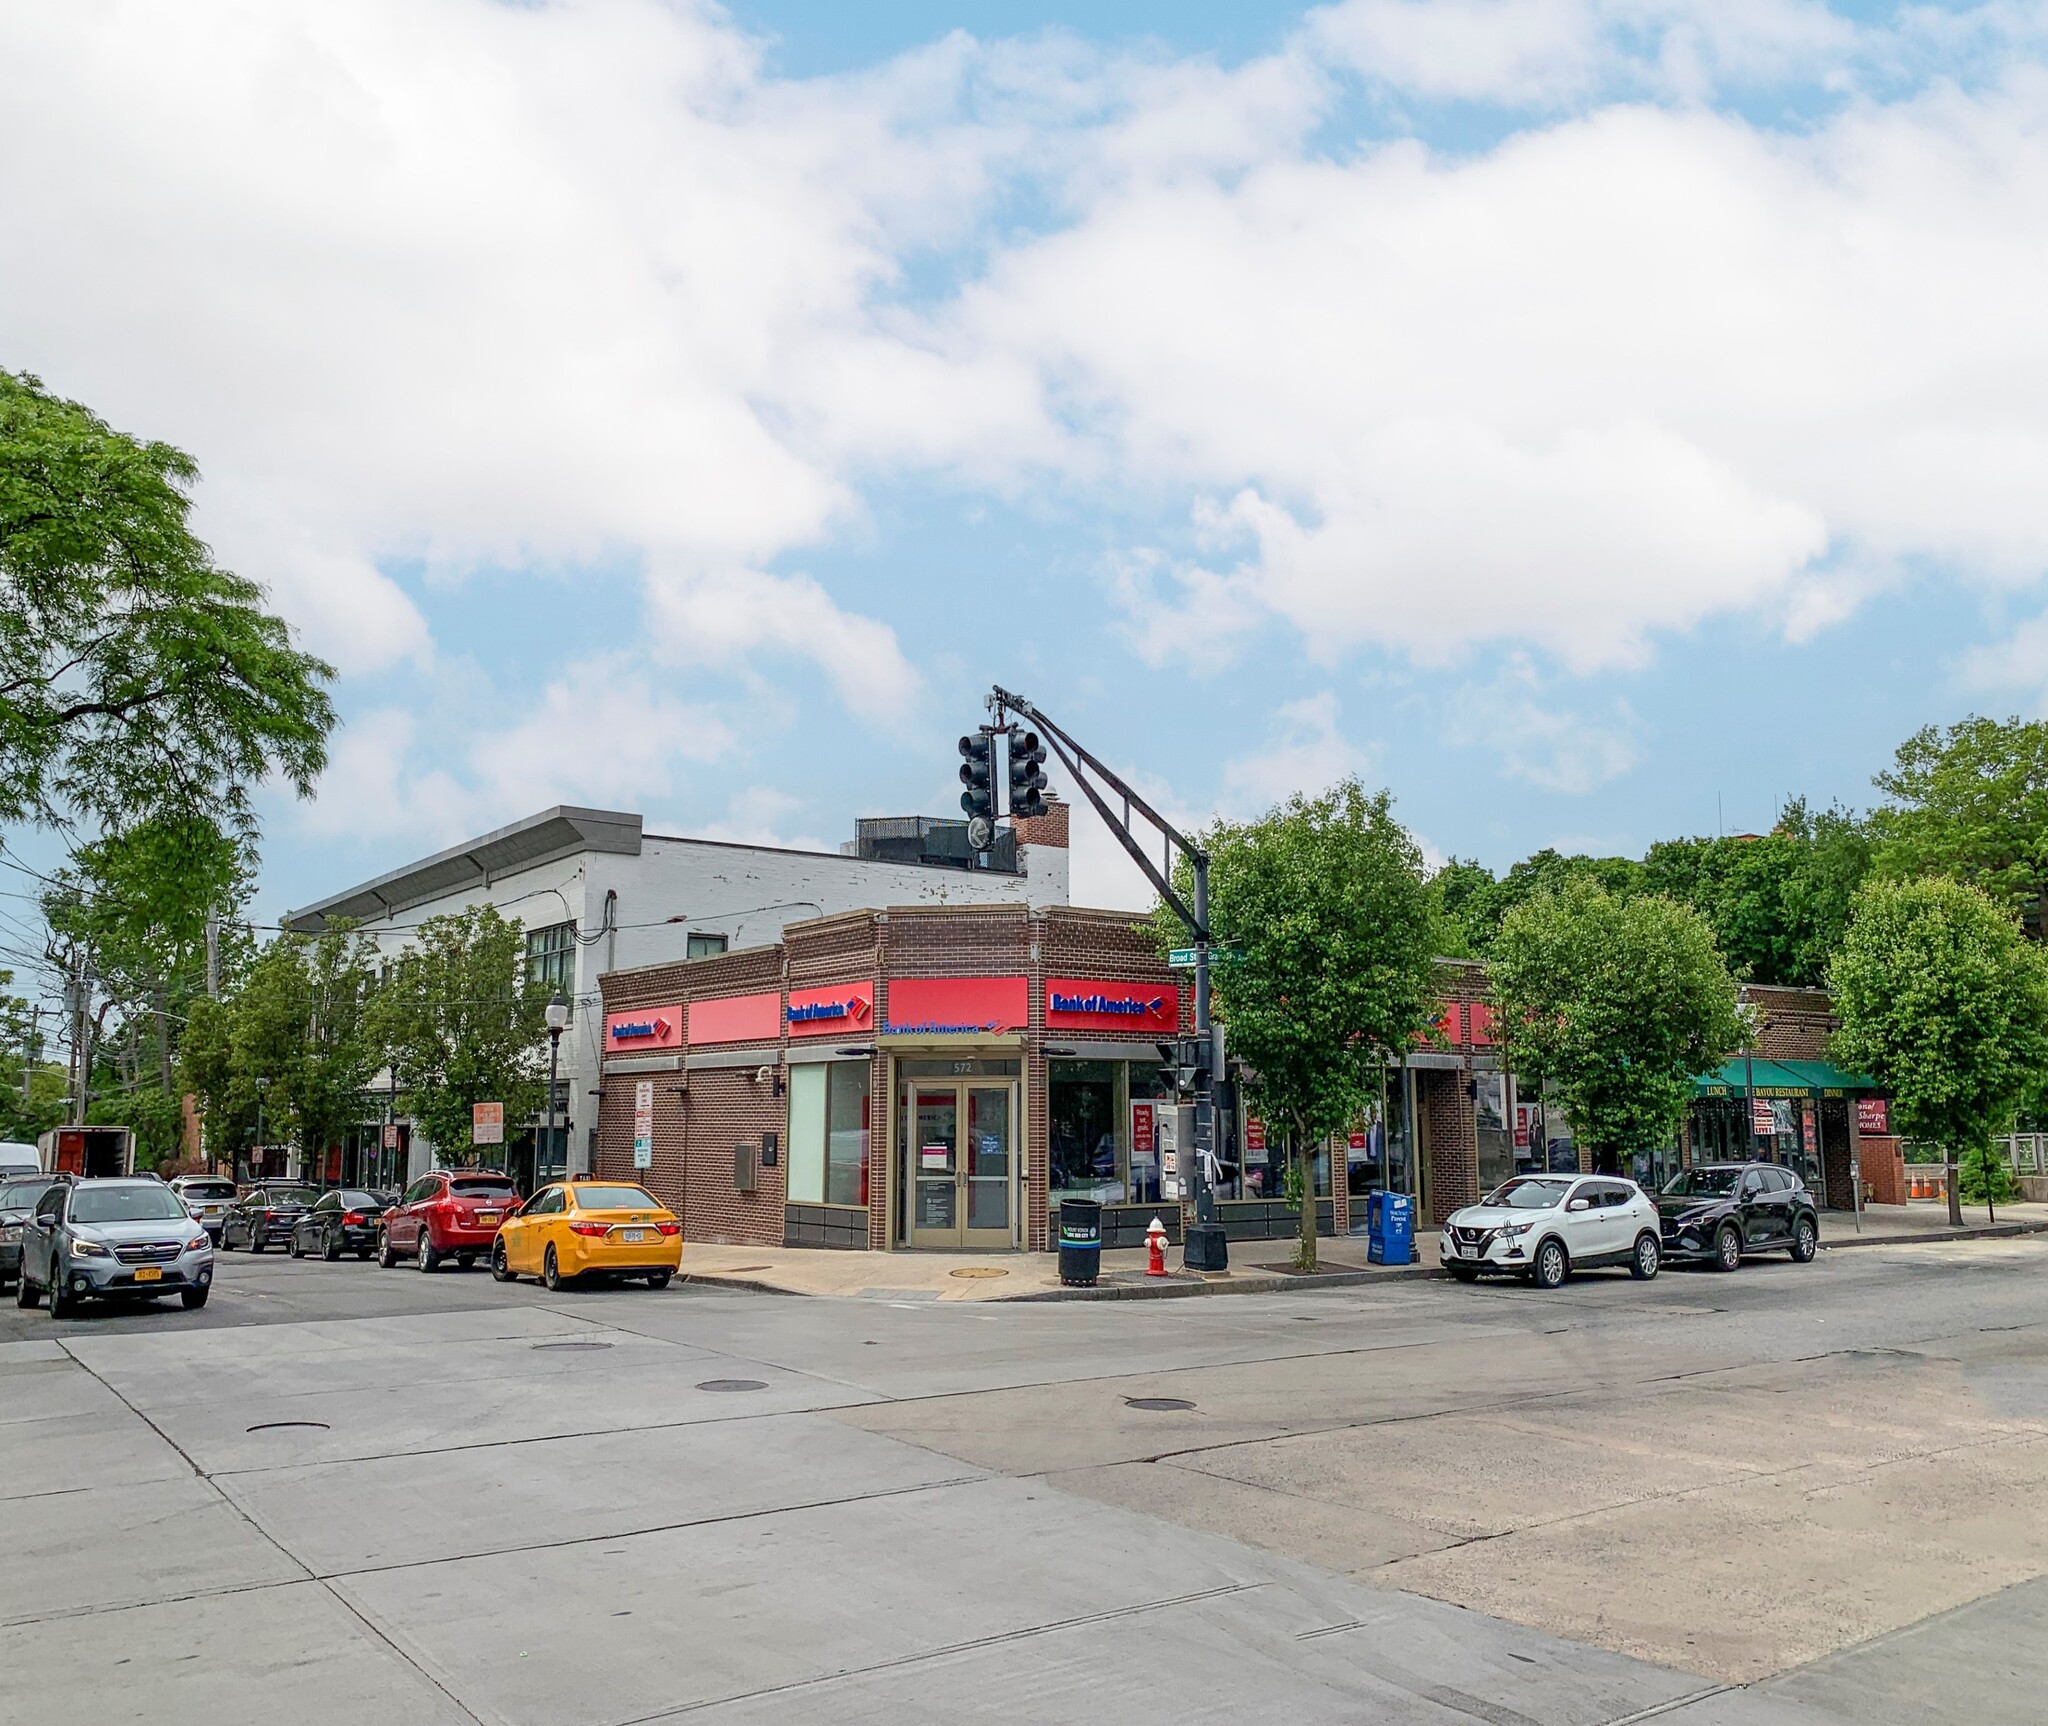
678, 1272, 807, 1297
1821, 1219, 2048, 1250
676, 1262, 1441, 1302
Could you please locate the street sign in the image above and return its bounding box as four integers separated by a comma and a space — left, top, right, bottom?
381, 1123, 399, 1150
633, 1081, 655, 1170
1168, 947, 1243, 968
471, 1102, 504, 1146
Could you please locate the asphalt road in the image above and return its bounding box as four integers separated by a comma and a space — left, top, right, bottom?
5, 1237, 2047, 1725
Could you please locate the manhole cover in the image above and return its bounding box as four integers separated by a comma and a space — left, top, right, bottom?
246, 1421, 330, 1433
532, 1340, 613, 1351
696, 1378, 767, 1393
949, 1266, 1009, 1279
1124, 1397, 1195, 1412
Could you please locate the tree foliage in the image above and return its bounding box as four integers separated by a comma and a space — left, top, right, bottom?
1870, 716, 2048, 939
1829, 876, 2048, 1226
368, 906, 546, 1164
1489, 878, 1742, 1171
228, 928, 380, 1167
1158, 780, 1439, 1269
0, 368, 334, 835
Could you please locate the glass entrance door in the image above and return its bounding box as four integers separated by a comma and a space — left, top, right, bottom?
906, 1081, 1016, 1248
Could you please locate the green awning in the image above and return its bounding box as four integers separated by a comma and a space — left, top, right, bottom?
1693, 1058, 1876, 1099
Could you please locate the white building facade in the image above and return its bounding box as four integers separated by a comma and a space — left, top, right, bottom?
282, 804, 1070, 1186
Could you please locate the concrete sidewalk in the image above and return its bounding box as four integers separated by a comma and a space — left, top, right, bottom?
679, 1199, 2048, 1302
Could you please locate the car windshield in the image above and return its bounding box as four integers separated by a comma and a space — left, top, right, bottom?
0, 1181, 51, 1210
337, 1191, 382, 1208
572, 1185, 659, 1210
1663, 1168, 1743, 1197
70, 1185, 189, 1224
448, 1178, 515, 1198
180, 1180, 236, 1199
1479, 1177, 1572, 1210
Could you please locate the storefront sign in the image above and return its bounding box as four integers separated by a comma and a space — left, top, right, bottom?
688, 991, 780, 1045
1431, 1003, 1463, 1047
633, 1080, 654, 1170
786, 981, 875, 1038
605, 1005, 683, 1053
1514, 1104, 1534, 1150
884, 975, 1028, 1035
1751, 1098, 1778, 1136
1856, 1097, 1889, 1135
472, 1102, 504, 1146
1467, 1002, 1497, 1047
1045, 979, 1179, 1032
1245, 1116, 1266, 1153
920, 1143, 950, 1171
1348, 1130, 1367, 1151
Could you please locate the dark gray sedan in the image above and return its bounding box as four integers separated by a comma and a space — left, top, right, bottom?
0, 1177, 59, 1291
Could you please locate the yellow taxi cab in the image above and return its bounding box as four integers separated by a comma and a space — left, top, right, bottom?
490, 1180, 681, 1291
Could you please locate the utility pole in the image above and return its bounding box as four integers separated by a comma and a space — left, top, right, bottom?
21, 1004, 37, 1106
206, 914, 220, 999
986, 685, 1228, 1272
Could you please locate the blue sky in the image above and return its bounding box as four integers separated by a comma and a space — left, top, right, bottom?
4, 0, 2047, 929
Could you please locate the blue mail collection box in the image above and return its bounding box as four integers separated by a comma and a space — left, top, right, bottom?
1366, 1190, 1413, 1266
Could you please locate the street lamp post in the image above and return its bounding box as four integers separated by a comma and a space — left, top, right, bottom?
253, 1077, 270, 1180
545, 996, 569, 1187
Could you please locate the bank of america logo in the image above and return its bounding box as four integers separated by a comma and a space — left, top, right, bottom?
1050, 992, 1166, 1019
789, 994, 872, 1025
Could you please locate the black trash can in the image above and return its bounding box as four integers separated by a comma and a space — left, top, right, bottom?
1057, 1199, 1102, 1287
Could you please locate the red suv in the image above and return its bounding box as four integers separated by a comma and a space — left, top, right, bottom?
379, 1170, 521, 1272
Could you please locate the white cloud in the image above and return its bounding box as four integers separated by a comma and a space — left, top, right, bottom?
9, 0, 2048, 746
1452, 680, 1644, 793
1957, 609, 2048, 704
1220, 692, 1371, 810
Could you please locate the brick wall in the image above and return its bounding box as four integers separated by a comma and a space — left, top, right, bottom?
1742, 985, 1840, 1060
1420, 1067, 1478, 1225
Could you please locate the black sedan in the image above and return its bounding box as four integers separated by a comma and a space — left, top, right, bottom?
220, 1184, 321, 1253
289, 1189, 396, 1260
1657, 1163, 1819, 1270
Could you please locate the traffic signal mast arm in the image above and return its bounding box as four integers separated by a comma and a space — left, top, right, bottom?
988, 684, 1206, 940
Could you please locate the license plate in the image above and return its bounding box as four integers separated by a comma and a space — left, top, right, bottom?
622, 1228, 649, 1243
134, 1266, 163, 1282
476, 1213, 501, 1224
204, 1205, 220, 1215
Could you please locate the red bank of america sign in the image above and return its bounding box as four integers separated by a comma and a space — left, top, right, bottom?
1044, 978, 1178, 1032
604, 1006, 682, 1053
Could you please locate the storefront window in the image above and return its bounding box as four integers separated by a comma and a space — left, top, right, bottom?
825, 1062, 870, 1206
1474, 1072, 1513, 1191
789, 1061, 870, 1206
1050, 1060, 1121, 1203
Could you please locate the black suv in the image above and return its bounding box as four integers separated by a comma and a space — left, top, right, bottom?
1657, 1163, 1819, 1270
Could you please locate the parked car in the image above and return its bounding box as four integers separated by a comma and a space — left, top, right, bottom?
379, 1169, 521, 1271
170, 1175, 239, 1242
490, 1180, 681, 1291
1440, 1173, 1662, 1289
0, 1177, 60, 1291
220, 1183, 321, 1253
1657, 1163, 1819, 1270
14, 1177, 214, 1314
289, 1189, 396, 1260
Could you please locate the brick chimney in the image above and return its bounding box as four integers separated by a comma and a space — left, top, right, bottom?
1012, 793, 1068, 851
1011, 795, 1069, 905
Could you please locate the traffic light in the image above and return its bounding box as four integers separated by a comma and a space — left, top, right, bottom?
958, 733, 995, 823
1008, 729, 1049, 818
1155, 1037, 1208, 1096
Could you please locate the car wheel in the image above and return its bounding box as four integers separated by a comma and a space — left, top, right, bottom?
1532, 1237, 1569, 1290
250, 1233, 266, 1255
323, 1230, 342, 1262
1448, 1265, 1480, 1283
1790, 1215, 1817, 1264
1714, 1224, 1743, 1272
543, 1245, 566, 1292
491, 1240, 517, 1283
1630, 1232, 1661, 1281
288, 1230, 304, 1259
378, 1230, 398, 1269
47, 1269, 73, 1319
457, 1253, 475, 1271
15, 1267, 39, 1308
181, 1285, 209, 1310
647, 1271, 672, 1290
219, 1226, 235, 1251
418, 1231, 441, 1273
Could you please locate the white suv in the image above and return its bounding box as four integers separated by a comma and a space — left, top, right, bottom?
1441, 1173, 1662, 1289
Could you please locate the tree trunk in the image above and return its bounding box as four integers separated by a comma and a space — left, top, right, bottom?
1947, 1144, 1964, 1228
1296, 1120, 1318, 1271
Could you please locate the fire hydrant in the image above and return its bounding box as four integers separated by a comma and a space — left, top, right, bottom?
1145, 1215, 1168, 1277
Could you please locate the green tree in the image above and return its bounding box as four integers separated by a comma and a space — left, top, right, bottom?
0, 973, 66, 1143
368, 906, 546, 1166
0, 369, 334, 835
176, 993, 251, 1165
232, 928, 380, 1173
1829, 876, 2048, 1227
1431, 849, 1644, 956
1870, 717, 2048, 938
1490, 879, 1742, 1176
1159, 780, 1440, 1269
